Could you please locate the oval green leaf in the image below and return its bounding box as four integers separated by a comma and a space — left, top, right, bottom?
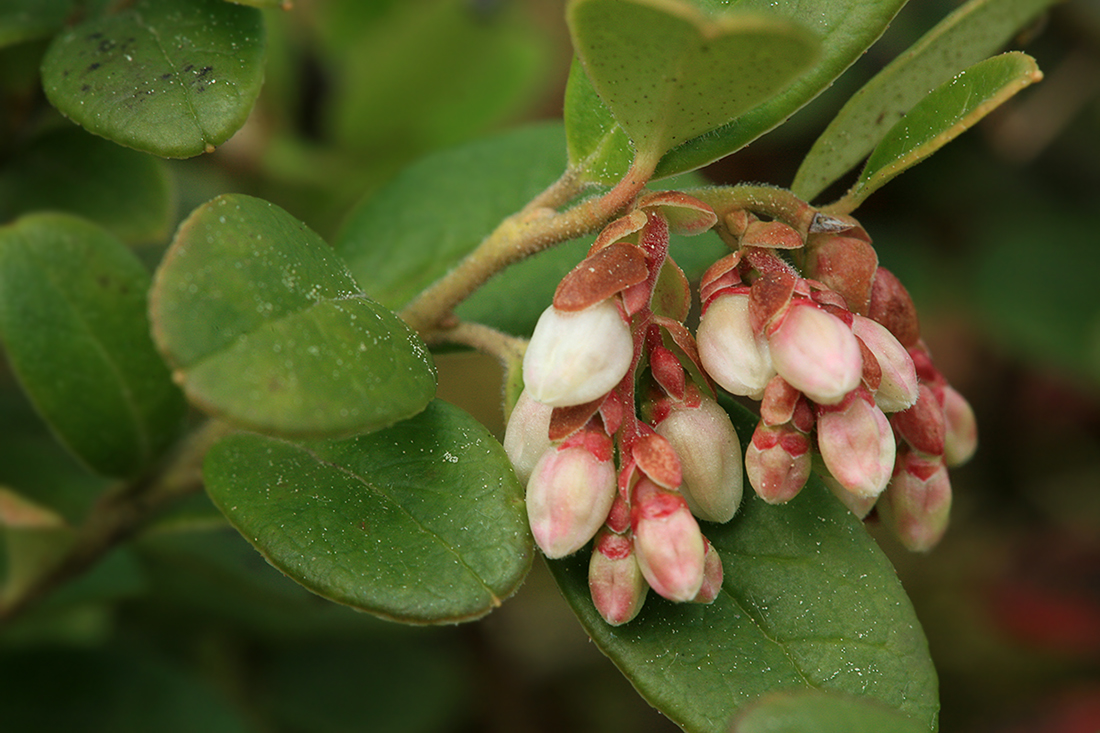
834, 52, 1042, 214
731, 689, 929, 733
793, 0, 1058, 203
0, 126, 172, 244
567, 0, 818, 169
0, 214, 186, 477
40, 0, 266, 158
203, 399, 534, 623
150, 194, 436, 438
335, 123, 569, 310
566, 0, 907, 184
548, 401, 938, 732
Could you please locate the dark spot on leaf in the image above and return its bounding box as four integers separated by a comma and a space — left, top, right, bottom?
86, 32, 103, 40
183, 64, 194, 73
88, 62, 101, 71
98, 39, 116, 54
81, 84, 90, 92
161, 73, 172, 80
196, 66, 213, 78
876, 111, 886, 125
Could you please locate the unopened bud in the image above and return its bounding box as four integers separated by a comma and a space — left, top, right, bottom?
942, 385, 978, 466
891, 384, 945, 456
767, 300, 862, 405
523, 300, 633, 407
817, 390, 895, 499
697, 290, 775, 399
851, 315, 918, 413
503, 389, 553, 484
654, 390, 744, 523
744, 422, 811, 504
879, 451, 951, 552
589, 528, 648, 625
631, 478, 705, 602
692, 538, 724, 604
820, 470, 878, 519
526, 439, 617, 558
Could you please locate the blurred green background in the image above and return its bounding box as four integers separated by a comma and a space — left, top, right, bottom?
2, 0, 1099, 731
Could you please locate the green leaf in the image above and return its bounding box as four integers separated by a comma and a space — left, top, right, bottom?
150, 194, 435, 438
0, 126, 173, 244
326, 0, 549, 158
567, 0, 908, 184
731, 689, 929, 733
40, 0, 266, 158
203, 399, 533, 623
835, 52, 1042, 213
0, 214, 186, 477
335, 123, 569, 310
567, 0, 818, 171
793, 0, 1058, 203
549, 402, 938, 732
0, 0, 71, 48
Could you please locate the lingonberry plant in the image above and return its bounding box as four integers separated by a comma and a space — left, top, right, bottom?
0, 0, 1059, 730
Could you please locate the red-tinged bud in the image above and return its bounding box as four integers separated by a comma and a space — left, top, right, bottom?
692, 539, 724, 604
868, 267, 920, 347
631, 478, 705, 602
942, 385, 978, 466
523, 300, 633, 407
589, 528, 649, 625
503, 389, 553, 484
526, 441, 617, 558
654, 389, 744, 523
805, 235, 878, 315
892, 384, 946, 456
760, 375, 801, 426
820, 470, 878, 519
851, 315, 918, 413
817, 390, 895, 499
767, 300, 862, 405
697, 290, 775, 399
744, 422, 811, 504
879, 451, 952, 552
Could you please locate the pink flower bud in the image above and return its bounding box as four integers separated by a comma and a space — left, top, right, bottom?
697, 290, 774, 399
526, 440, 617, 559
692, 538, 724, 604
851, 315, 918, 413
503, 389, 553, 484
879, 451, 951, 552
820, 471, 878, 519
744, 422, 811, 504
654, 391, 744, 523
523, 300, 633, 407
588, 528, 648, 625
767, 300, 862, 405
942, 385, 978, 466
631, 478, 705, 602
817, 390, 895, 499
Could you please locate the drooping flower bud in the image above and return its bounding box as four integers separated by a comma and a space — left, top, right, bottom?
878, 450, 952, 552
941, 385, 978, 466
697, 290, 774, 399
526, 433, 617, 559
851, 314, 918, 413
588, 528, 649, 625
816, 389, 896, 499
819, 470, 878, 519
503, 389, 553, 484
631, 478, 705, 602
523, 299, 633, 407
654, 388, 743, 523
744, 422, 811, 504
767, 300, 862, 405
692, 538, 724, 604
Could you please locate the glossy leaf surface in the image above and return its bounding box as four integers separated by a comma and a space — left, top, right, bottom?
204, 400, 533, 623
549, 404, 937, 733
0, 214, 185, 477
731, 689, 928, 733
835, 52, 1042, 213
40, 0, 265, 158
0, 126, 172, 244
567, 0, 818, 170
566, 0, 907, 184
793, 0, 1057, 202
150, 194, 436, 438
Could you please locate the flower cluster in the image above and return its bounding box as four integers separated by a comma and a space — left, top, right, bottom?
504, 189, 976, 625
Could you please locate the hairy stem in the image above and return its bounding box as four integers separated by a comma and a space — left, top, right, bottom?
0, 420, 232, 626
